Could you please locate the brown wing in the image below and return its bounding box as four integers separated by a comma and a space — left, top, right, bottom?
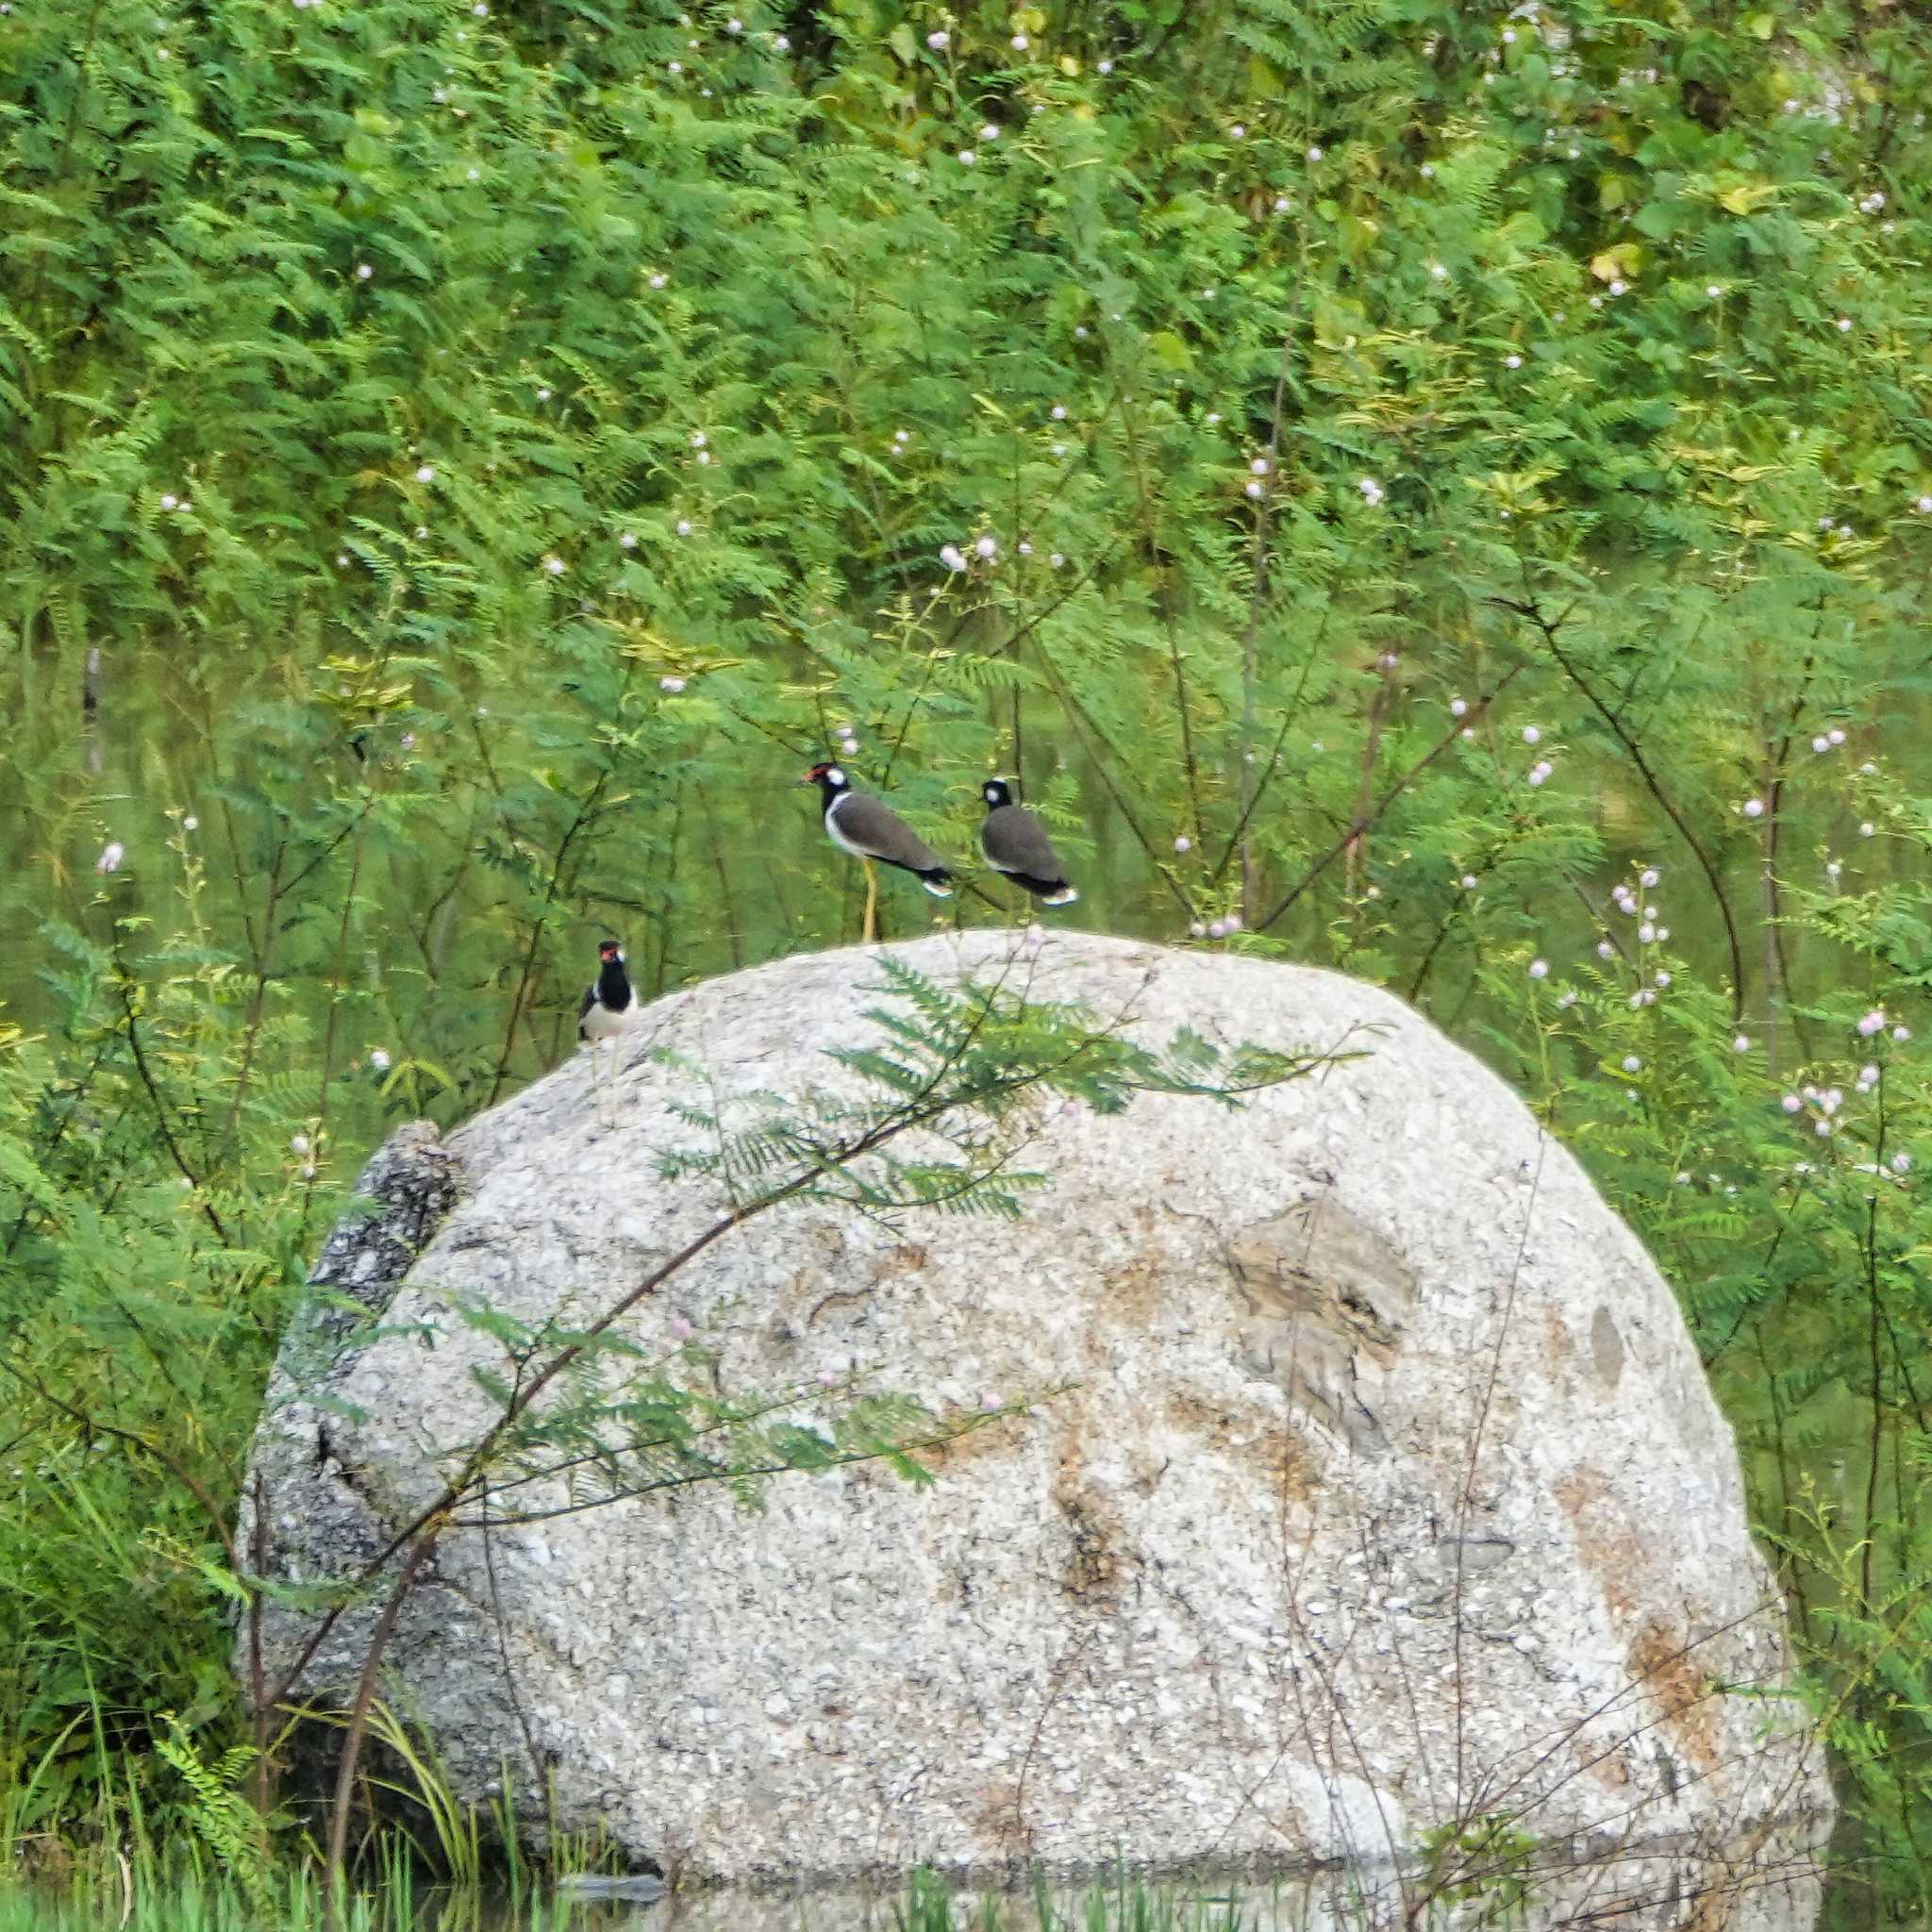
828, 789, 946, 874
980, 803, 1066, 882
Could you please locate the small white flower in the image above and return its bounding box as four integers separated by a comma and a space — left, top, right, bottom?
1782, 1094, 1802, 1113
1734, 1035, 1750, 1052
356, 263, 374, 280
1742, 797, 1764, 818
1208, 920, 1227, 939
1428, 261, 1447, 280
1638, 922, 1656, 944
648, 273, 668, 289
974, 535, 996, 558
1050, 404, 1067, 421
1229, 124, 1245, 140
926, 27, 947, 46
1502, 26, 1516, 41
369, 1048, 393, 1072
1225, 913, 1242, 932
1357, 477, 1384, 504
1860, 820, 1876, 837
537, 386, 552, 400
1815, 1119, 1835, 1137
1523, 724, 1541, 744
1608, 278, 1626, 296
1919, 495, 1932, 514
1826, 859, 1843, 880
675, 519, 692, 536
1274, 194, 1291, 212
1837, 317, 1852, 331
980, 123, 1001, 142
160, 492, 178, 509
1528, 958, 1548, 979
1527, 764, 1549, 787
414, 464, 435, 483
958, 148, 976, 165
291, 1133, 312, 1157
467, 167, 481, 182
695, 450, 711, 465
1460, 874, 1478, 890
1656, 971, 1671, 988
1049, 552, 1065, 568
1811, 734, 1829, 753
1892, 1152, 1912, 1174
660, 675, 687, 693
1307, 144, 1323, 160
727, 16, 741, 29
1640, 867, 1659, 887
667, 58, 681, 73
690, 430, 707, 448
95, 841, 125, 874
1858, 1008, 1887, 1037
1245, 480, 1263, 499
1174, 835, 1191, 853
940, 543, 967, 571
1421, 162, 1435, 178
1017, 541, 1033, 556
1828, 726, 1845, 744
1622, 1055, 1641, 1073
181, 815, 198, 832
1449, 697, 1468, 717
543, 555, 564, 575
336, 553, 349, 566
1201, 288, 1217, 301
1189, 922, 1207, 938
1894, 1024, 1911, 1042
1096, 58, 1112, 74
1010, 31, 1026, 48
1504, 352, 1523, 369
1557, 991, 1578, 1009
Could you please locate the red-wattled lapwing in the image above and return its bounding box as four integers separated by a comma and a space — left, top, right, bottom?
799, 760, 953, 943
978, 778, 1078, 909
577, 938, 635, 1120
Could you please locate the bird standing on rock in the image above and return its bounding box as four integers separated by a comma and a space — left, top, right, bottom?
577, 938, 636, 1120
799, 761, 954, 943
978, 778, 1078, 908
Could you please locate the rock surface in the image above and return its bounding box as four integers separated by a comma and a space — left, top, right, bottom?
244, 932, 1828, 1890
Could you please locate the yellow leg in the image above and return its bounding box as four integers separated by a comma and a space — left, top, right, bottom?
862, 858, 879, 945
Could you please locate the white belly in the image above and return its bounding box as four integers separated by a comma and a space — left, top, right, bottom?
581, 1000, 634, 1045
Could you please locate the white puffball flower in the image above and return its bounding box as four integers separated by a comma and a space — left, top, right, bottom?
1782, 1094, 1803, 1113
1608, 278, 1627, 296
940, 543, 967, 571
1812, 734, 1830, 753
958, 149, 976, 165
1449, 697, 1468, 717
291, 1133, 312, 1157
1358, 477, 1385, 505
620, 532, 638, 548
1050, 405, 1067, 421
1622, 1055, 1641, 1073
980, 123, 1001, 142
1656, 971, 1672, 988
1428, 260, 1447, 280
1229, 124, 1245, 140
1018, 541, 1033, 556
414, 464, 436, 484
1097, 58, 1112, 74
1837, 317, 1852, 332
1528, 958, 1548, 979
1421, 162, 1435, 178
160, 493, 178, 509
1857, 1008, 1887, 1037
1502, 26, 1516, 40
667, 58, 681, 73
1250, 457, 1270, 475
1307, 144, 1323, 160
96, 841, 125, 874
648, 273, 667, 289
1208, 920, 1228, 940
1707, 284, 1723, 299
974, 535, 997, 558
1049, 552, 1065, 568
1460, 874, 1478, 890
1527, 763, 1550, 787
1860, 820, 1876, 837
1010, 31, 1026, 48
543, 555, 564, 575
356, 263, 374, 280
1523, 724, 1541, 744
1505, 352, 1523, 369
675, 519, 692, 536
1190, 921, 1207, 938
1174, 835, 1191, 853
369, 1048, 392, 1072
537, 386, 552, 400
1734, 1035, 1750, 1053
727, 16, 741, 29
660, 675, 686, 693
1894, 1024, 1911, 1042
1828, 726, 1846, 744
690, 430, 707, 447
1597, 941, 1615, 959
181, 814, 198, 832
1641, 866, 1659, 887
1742, 797, 1764, 818
1638, 921, 1657, 943
1244, 480, 1264, 498
926, 28, 947, 47
1892, 1152, 1912, 1174
1919, 495, 1932, 514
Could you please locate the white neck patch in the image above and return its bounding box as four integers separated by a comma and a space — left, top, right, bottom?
825, 766, 845, 786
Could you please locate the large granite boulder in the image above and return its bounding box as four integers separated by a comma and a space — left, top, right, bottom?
243, 931, 1828, 1896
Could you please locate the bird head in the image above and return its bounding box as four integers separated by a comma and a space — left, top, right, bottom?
798, 761, 849, 791
981, 777, 1014, 809
598, 939, 625, 963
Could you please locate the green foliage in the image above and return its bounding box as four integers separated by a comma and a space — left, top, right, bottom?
6, 0, 1932, 1913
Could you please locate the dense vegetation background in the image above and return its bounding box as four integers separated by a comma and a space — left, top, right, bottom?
5, 0, 1932, 1917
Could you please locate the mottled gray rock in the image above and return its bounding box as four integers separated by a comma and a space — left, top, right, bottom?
242, 932, 1829, 1892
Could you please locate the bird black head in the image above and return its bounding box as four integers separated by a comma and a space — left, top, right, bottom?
981, 777, 1014, 809
799, 760, 850, 792
597, 939, 624, 962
